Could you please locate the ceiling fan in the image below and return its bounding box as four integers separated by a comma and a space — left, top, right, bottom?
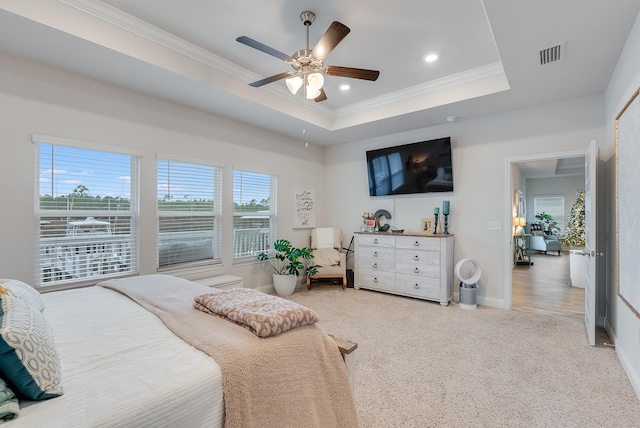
236, 11, 380, 102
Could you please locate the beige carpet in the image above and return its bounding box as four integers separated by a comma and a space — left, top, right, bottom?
288, 287, 640, 428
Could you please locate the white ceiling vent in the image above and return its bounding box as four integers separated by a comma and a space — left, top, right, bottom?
539, 42, 565, 65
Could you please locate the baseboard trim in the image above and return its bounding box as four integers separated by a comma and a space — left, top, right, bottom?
605, 319, 640, 401
453, 292, 504, 309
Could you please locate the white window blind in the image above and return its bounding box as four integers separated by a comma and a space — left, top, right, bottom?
232, 169, 277, 259
157, 158, 222, 268
533, 196, 565, 231
35, 140, 139, 287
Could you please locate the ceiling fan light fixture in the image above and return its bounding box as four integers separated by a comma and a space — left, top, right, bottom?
306, 72, 324, 91
286, 76, 303, 94
306, 87, 321, 99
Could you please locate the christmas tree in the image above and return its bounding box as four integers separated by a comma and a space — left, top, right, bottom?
562, 189, 585, 247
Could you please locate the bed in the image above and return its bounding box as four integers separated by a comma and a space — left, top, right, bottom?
1, 275, 357, 427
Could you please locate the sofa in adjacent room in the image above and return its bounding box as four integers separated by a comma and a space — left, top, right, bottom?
528, 223, 562, 255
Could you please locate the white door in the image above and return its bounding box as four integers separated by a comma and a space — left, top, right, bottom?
583, 141, 597, 346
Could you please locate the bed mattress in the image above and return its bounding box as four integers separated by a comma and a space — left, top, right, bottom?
7, 286, 224, 427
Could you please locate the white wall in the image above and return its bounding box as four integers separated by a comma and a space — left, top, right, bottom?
0, 53, 327, 290
324, 96, 605, 306
604, 11, 640, 399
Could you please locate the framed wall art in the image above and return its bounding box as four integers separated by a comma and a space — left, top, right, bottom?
293, 188, 316, 229
616, 87, 640, 318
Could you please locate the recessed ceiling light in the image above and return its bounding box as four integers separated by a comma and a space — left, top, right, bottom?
424, 54, 438, 62
339, 84, 350, 91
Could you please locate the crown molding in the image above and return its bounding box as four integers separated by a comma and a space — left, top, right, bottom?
57, 0, 244, 78
54, 0, 504, 126
334, 62, 506, 117
56, 0, 331, 116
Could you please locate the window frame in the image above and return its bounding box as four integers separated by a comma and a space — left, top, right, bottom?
33, 134, 140, 289
533, 195, 565, 231
232, 168, 278, 261
156, 154, 223, 270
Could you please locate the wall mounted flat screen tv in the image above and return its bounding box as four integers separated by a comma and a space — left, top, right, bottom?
366, 137, 453, 196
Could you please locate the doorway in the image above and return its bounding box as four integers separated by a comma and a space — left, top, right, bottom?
505, 151, 586, 321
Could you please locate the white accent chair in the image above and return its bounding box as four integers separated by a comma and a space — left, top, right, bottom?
307, 228, 347, 289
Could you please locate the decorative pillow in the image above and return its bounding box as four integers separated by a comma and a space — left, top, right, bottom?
311, 248, 341, 267
0, 294, 63, 400
0, 279, 45, 312
0, 378, 19, 422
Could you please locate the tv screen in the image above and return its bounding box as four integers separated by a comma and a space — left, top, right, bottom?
366, 137, 453, 196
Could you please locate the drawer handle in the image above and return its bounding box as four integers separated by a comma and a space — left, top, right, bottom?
413, 255, 419, 261
414, 284, 419, 289
373, 277, 378, 283
414, 241, 420, 247
373, 262, 378, 269
414, 267, 420, 273
374, 251, 378, 257
373, 238, 379, 244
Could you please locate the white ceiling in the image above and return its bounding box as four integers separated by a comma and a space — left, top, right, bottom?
0, 0, 639, 147
518, 157, 585, 179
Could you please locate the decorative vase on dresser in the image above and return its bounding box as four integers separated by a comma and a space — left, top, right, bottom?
354, 232, 455, 306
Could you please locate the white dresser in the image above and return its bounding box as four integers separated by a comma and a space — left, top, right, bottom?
354, 232, 454, 305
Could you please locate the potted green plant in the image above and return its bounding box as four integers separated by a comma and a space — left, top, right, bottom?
257, 239, 318, 296
534, 212, 560, 235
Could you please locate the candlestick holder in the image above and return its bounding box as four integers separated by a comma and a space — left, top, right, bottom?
443, 213, 450, 234
433, 213, 439, 234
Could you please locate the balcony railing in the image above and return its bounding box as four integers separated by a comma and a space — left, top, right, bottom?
39, 234, 132, 283
232, 227, 271, 258
39, 227, 271, 284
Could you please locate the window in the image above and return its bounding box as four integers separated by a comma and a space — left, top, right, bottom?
233, 169, 277, 259
157, 157, 222, 268
533, 196, 565, 231
35, 136, 139, 287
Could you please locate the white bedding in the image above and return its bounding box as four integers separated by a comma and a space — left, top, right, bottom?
7, 286, 224, 427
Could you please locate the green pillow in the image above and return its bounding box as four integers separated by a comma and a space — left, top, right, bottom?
0, 294, 63, 400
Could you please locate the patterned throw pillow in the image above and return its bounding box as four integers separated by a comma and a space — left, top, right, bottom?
0, 279, 45, 312
0, 294, 63, 400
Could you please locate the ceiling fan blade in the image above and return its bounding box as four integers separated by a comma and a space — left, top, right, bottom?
325, 65, 380, 81
314, 88, 327, 102
236, 36, 293, 62
249, 72, 294, 87
311, 21, 350, 60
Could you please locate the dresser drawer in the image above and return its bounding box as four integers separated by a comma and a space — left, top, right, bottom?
358, 234, 395, 247
395, 236, 440, 251
358, 246, 394, 262
358, 269, 395, 291
358, 253, 395, 272
396, 274, 440, 299
395, 248, 440, 278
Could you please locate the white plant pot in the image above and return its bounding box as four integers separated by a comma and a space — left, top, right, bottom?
272, 274, 297, 296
